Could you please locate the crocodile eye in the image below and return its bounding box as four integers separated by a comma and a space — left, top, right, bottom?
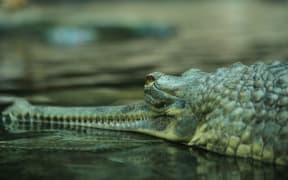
145, 74, 155, 85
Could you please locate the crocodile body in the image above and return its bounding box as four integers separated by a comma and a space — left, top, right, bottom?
1, 62, 288, 165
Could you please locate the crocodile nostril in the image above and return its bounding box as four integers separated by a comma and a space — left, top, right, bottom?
145, 74, 155, 85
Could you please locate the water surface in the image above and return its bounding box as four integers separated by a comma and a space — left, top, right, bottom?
0, 1, 288, 179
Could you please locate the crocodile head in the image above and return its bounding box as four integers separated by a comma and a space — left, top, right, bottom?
2, 69, 208, 144
138, 69, 208, 142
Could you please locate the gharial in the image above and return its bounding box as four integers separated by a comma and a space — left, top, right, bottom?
1, 62, 288, 165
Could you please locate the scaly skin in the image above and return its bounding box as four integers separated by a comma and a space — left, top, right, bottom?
1, 62, 288, 165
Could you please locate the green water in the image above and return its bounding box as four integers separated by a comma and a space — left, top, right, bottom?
0, 129, 287, 180
0, 1, 288, 179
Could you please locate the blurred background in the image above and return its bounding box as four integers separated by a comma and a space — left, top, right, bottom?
0, 0, 287, 106
1, 1, 288, 179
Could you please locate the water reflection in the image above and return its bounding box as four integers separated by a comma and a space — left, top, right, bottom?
0, 1, 288, 179
0, 126, 287, 180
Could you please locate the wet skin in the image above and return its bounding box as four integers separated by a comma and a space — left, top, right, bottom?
1, 62, 288, 165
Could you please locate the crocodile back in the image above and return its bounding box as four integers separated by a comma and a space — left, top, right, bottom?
189, 62, 288, 165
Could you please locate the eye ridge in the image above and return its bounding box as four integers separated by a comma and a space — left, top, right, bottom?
145, 75, 155, 85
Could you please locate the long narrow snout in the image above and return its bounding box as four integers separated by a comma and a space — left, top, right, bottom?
1, 98, 194, 142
